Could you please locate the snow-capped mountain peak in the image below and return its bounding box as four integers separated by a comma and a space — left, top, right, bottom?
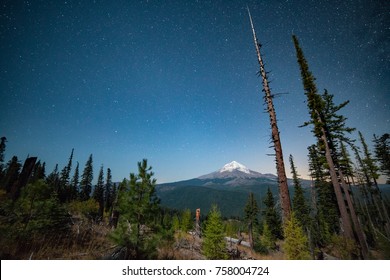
219, 161, 250, 174
196, 160, 277, 182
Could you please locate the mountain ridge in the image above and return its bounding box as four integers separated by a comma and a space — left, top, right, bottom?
160, 161, 279, 187
155, 161, 390, 218
156, 161, 288, 217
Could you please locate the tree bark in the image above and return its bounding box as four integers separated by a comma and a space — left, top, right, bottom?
248, 8, 291, 221
339, 169, 369, 259
320, 129, 354, 240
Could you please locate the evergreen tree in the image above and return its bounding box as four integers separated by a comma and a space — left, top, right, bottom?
80, 154, 93, 201
359, 131, 380, 186
359, 131, 390, 237
104, 168, 113, 213
70, 162, 79, 201
110, 159, 160, 259
321, 90, 355, 145
244, 192, 260, 248
58, 149, 74, 202
0, 136, 7, 182
283, 212, 311, 260
1, 156, 21, 193
14, 179, 70, 236
307, 144, 327, 184
262, 188, 283, 240
172, 214, 180, 232
93, 165, 105, 221
293, 35, 368, 258
308, 145, 337, 247
180, 208, 193, 233
0, 136, 6, 163
202, 205, 228, 259
46, 164, 59, 192
262, 221, 275, 250
373, 133, 390, 183
289, 155, 310, 228
339, 141, 355, 183
30, 160, 46, 184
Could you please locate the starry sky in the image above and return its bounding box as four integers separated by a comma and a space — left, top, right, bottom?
1, 0, 389, 183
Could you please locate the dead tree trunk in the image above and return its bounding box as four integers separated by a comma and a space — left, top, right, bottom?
247, 8, 291, 221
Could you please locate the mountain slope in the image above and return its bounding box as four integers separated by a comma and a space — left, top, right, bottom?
159, 161, 278, 188
156, 161, 390, 218
157, 161, 283, 217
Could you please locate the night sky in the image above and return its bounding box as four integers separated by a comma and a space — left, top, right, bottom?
1, 0, 389, 183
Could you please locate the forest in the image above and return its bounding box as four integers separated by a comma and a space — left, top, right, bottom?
1, 33, 390, 260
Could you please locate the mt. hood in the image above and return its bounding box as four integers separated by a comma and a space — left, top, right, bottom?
159, 161, 278, 187
198, 161, 277, 182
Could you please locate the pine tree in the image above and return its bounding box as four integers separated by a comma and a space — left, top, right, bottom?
180, 208, 193, 233
360, 131, 380, 186
30, 160, 46, 184
58, 149, 74, 202
70, 162, 79, 201
289, 155, 310, 228
0, 136, 7, 182
104, 167, 113, 213
262, 221, 275, 250
1, 156, 21, 193
321, 90, 355, 145
46, 164, 59, 192
307, 144, 336, 246
80, 154, 93, 201
0, 136, 6, 163
339, 141, 355, 183
352, 146, 379, 242
359, 131, 390, 237
373, 133, 390, 183
244, 192, 260, 248
262, 188, 283, 240
283, 212, 311, 260
15, 179, 70, 236
110, 159, 160, 259
93, 165, 105, 221
293, 35, 368, 258
202, 205, 228, 260
248, 8, 291, 221
172, 214, 180, 232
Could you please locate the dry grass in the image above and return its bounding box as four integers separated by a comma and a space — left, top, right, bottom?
1, 217, 115, 260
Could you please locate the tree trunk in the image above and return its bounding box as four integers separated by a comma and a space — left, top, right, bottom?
320, 127, 354, 239
248, 8, 291, 221
248, 222, 253, 249
372, 177, 390, 238
339, 169, 369, 259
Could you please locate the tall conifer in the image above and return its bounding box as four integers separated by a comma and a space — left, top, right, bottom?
262, 188, 283, 240
80, 154, 93, 201
373, 133, 390, 183
293, 35, 368, 258
244, 192, 260, 248
110, 159, 160, 259
59, 149, 74, 202
289, 155, 310, 228
359, 132, 390, 237
104, 167, 113, 213
0, 136, 7, 181
202, 205, 228, 259
93, 165, 105, 220
2, 156, 21, 193
70, 162, 79, 200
